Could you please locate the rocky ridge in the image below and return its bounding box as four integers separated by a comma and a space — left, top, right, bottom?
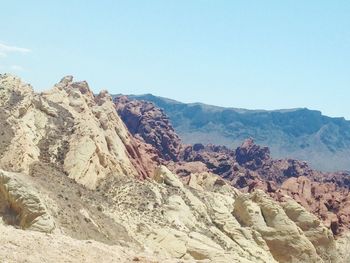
115, 95, 182, 161
115, 95, 350, 237
0, 74, 160, 189
124, 93, 350, 172
0, 74, 349, 262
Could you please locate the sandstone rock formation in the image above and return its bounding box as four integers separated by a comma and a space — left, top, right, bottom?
235, 138, 270, 170
0, 74, 157, 189
233, 190, 336, 262
0, 169, 55, 232
1, 74, 349, 263
114, 95, 182, 161
278, 176, 350, 235
98, 166, 342, 262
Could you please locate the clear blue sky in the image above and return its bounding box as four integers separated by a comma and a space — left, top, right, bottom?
1, 1, 349, 119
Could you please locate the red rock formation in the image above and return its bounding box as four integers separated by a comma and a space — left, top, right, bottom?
276, 176, 350, 235
124, 134, 160, 180
235, 138, 270, 170
114, 96, 181, 162
180, 144, 236, 177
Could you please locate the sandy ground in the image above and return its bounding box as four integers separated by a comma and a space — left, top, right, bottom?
0, 224, 179, 263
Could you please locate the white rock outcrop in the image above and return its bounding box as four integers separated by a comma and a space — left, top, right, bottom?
0, 74, 143, 189
102, 168, 343, 262
0, 169, 55, 232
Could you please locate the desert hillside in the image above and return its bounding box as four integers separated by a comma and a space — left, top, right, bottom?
1, 74, 350, 262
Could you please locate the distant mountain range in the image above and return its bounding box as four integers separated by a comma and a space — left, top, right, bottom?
122, 94, 350, 172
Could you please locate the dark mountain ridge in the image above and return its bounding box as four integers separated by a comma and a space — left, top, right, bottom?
118, 93, 350, 172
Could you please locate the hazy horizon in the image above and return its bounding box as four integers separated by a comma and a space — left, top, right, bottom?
1, 1, 349, 119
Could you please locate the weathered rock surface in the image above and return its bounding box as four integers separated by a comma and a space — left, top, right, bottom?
114, 95, 182, 161
279, 176, 350, 235
0, 74, 157, 189
0, 169, 55, 232
0, 224, 177, 263
235, 138, 271, 170
233, 190, 334, 262
280, 196, 337, 261
99, 166, 345, 262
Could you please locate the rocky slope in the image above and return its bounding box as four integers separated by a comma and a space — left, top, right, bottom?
115, 96, 181, 161
0, 75, 161, 188
115, 95, 350, 237
0, 223, 173, 263
0, 74, 349, 262
123, 94, 350, 172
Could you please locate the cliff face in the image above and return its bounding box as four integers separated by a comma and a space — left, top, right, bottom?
114, 95, 182, 162
0, 75, 349, 263
125, 94, 350, 172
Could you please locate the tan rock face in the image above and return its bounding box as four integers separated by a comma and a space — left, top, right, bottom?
281, 197, 337, 262
98, 166, 344, 262
0, 74, 158, 189
234, 190, 325, 262
0, 169, 55, 233
99, 168, 276, 262
0, 162, 343, 262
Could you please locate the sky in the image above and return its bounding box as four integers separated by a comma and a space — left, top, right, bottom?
0, 1, 349, 119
